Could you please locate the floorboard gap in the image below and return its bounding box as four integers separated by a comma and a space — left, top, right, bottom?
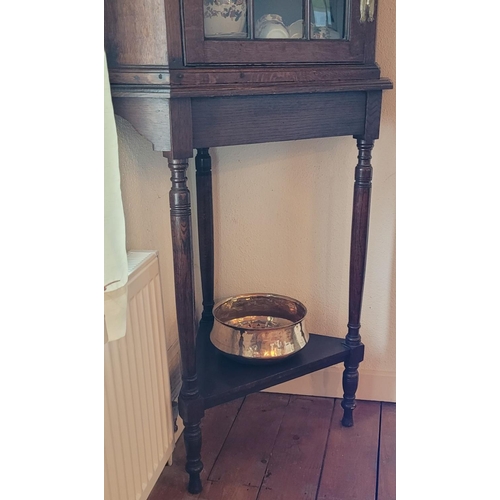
375, 402, 383, 500
205, 396, 246, 480
314, 397, 337, 500
255, 394, 292, 500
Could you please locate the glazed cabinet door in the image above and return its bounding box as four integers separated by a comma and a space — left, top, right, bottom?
181, 0, 377, 65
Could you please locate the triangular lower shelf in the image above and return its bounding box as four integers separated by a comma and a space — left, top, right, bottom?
196, 321, 352, 409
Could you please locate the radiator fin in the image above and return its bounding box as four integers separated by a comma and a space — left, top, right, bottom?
104, 251, 175, 500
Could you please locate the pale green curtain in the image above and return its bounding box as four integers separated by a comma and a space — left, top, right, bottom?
104, 54, 128, 342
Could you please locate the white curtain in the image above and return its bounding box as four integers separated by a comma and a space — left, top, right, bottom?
104, 54, 128, 342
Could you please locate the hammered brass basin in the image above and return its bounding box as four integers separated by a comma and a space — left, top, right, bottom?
210, 293, 309, 363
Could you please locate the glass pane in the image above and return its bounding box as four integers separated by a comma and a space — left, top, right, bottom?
311, 0, 346, 39
254, 0, 305, 39
204, 0, 248, 38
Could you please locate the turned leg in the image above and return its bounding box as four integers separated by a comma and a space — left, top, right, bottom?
342, 138, 373, 427
167, 156, 204, 493
195, 148, 215, 323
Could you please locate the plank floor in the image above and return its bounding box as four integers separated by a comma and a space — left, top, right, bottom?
148, 393, 396, 500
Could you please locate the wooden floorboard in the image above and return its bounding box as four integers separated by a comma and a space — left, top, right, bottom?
316, 400, 381, 500
148, 397, 243, 500
148, 394, 395, 500
204, 392, 290, 500
257, 395, 334, 500
377, 403, 396, 500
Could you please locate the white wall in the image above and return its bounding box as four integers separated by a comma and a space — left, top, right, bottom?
117, 0, 395, 402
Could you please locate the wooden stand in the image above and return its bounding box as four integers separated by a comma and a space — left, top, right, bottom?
105, 0, 392, 492
163, 129, 377, 492
113, 92, 388, 493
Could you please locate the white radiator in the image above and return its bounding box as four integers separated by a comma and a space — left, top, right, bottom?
105, 251, 175, 500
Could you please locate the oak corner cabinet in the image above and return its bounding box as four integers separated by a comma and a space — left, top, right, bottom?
105, 0, 392, 494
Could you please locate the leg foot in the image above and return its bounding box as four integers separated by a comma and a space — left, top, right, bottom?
188, 474, 203, 495
183, 422, 204, 494
341, 362, 359, 427
341, 407, 354, 428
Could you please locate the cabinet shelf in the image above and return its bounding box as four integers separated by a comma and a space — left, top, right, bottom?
196, 320, 357, 409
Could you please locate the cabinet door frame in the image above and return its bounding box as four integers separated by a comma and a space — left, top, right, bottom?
181, 0, 375, 65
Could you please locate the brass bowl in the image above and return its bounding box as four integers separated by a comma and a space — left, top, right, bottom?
210, 293, 309, 364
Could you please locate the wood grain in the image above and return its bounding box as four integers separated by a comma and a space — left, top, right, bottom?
148, 398, 244, 500
192, 92, 365, 148
317, 400, 381, 500
205, 393, 290, 499
377, 403, 396, 500
199, 481, 259, 500
111, 97, 171, 151
257, 395, 334, 500
167, 98, 193, 158
163, 0, 184, 67
104, 0, 168, 66
362, 91, 383, 141
167, 156, 203, 493
199, 398, 245, 475
169, 65, 382, 86
347, 139, 374, 343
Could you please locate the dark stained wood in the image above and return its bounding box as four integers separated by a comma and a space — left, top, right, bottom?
148, 398, 244, 500
377, 403, 396, 500
172, 79, 393, 99
342, 138, 374, 427
105, 0, 393, 493
181, 0, 369, 65
167, 157, 203, 494
363, 0, 379, 64
247, 0, 255, 40
110, 79, 392, 99
195, 149, 215, 323
304, 0, 311, 39
257, 395, 334, 500
168, 64, 382, 86
108, 65, 171, 85
192, 92, 366, 149
162, 0, 184, 67
167, 98, 193, 159
196, 322, 351, 409
185, 39, 365, 66
341, 362, 360, 427
205, 393, 290, 499
363, 91, 383, 141
109, 65, 392, 97
317, 400, 381, 500
111, 97, 171, 152
347, 138, 374, 345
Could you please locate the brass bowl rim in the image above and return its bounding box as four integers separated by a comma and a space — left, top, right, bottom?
213, 292, 308, 331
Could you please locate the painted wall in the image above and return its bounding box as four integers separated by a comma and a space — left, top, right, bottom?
117, 0, 395, 402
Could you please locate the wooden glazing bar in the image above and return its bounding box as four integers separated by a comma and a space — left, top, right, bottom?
304, 0, 311, 39
248, 0, 255, 39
